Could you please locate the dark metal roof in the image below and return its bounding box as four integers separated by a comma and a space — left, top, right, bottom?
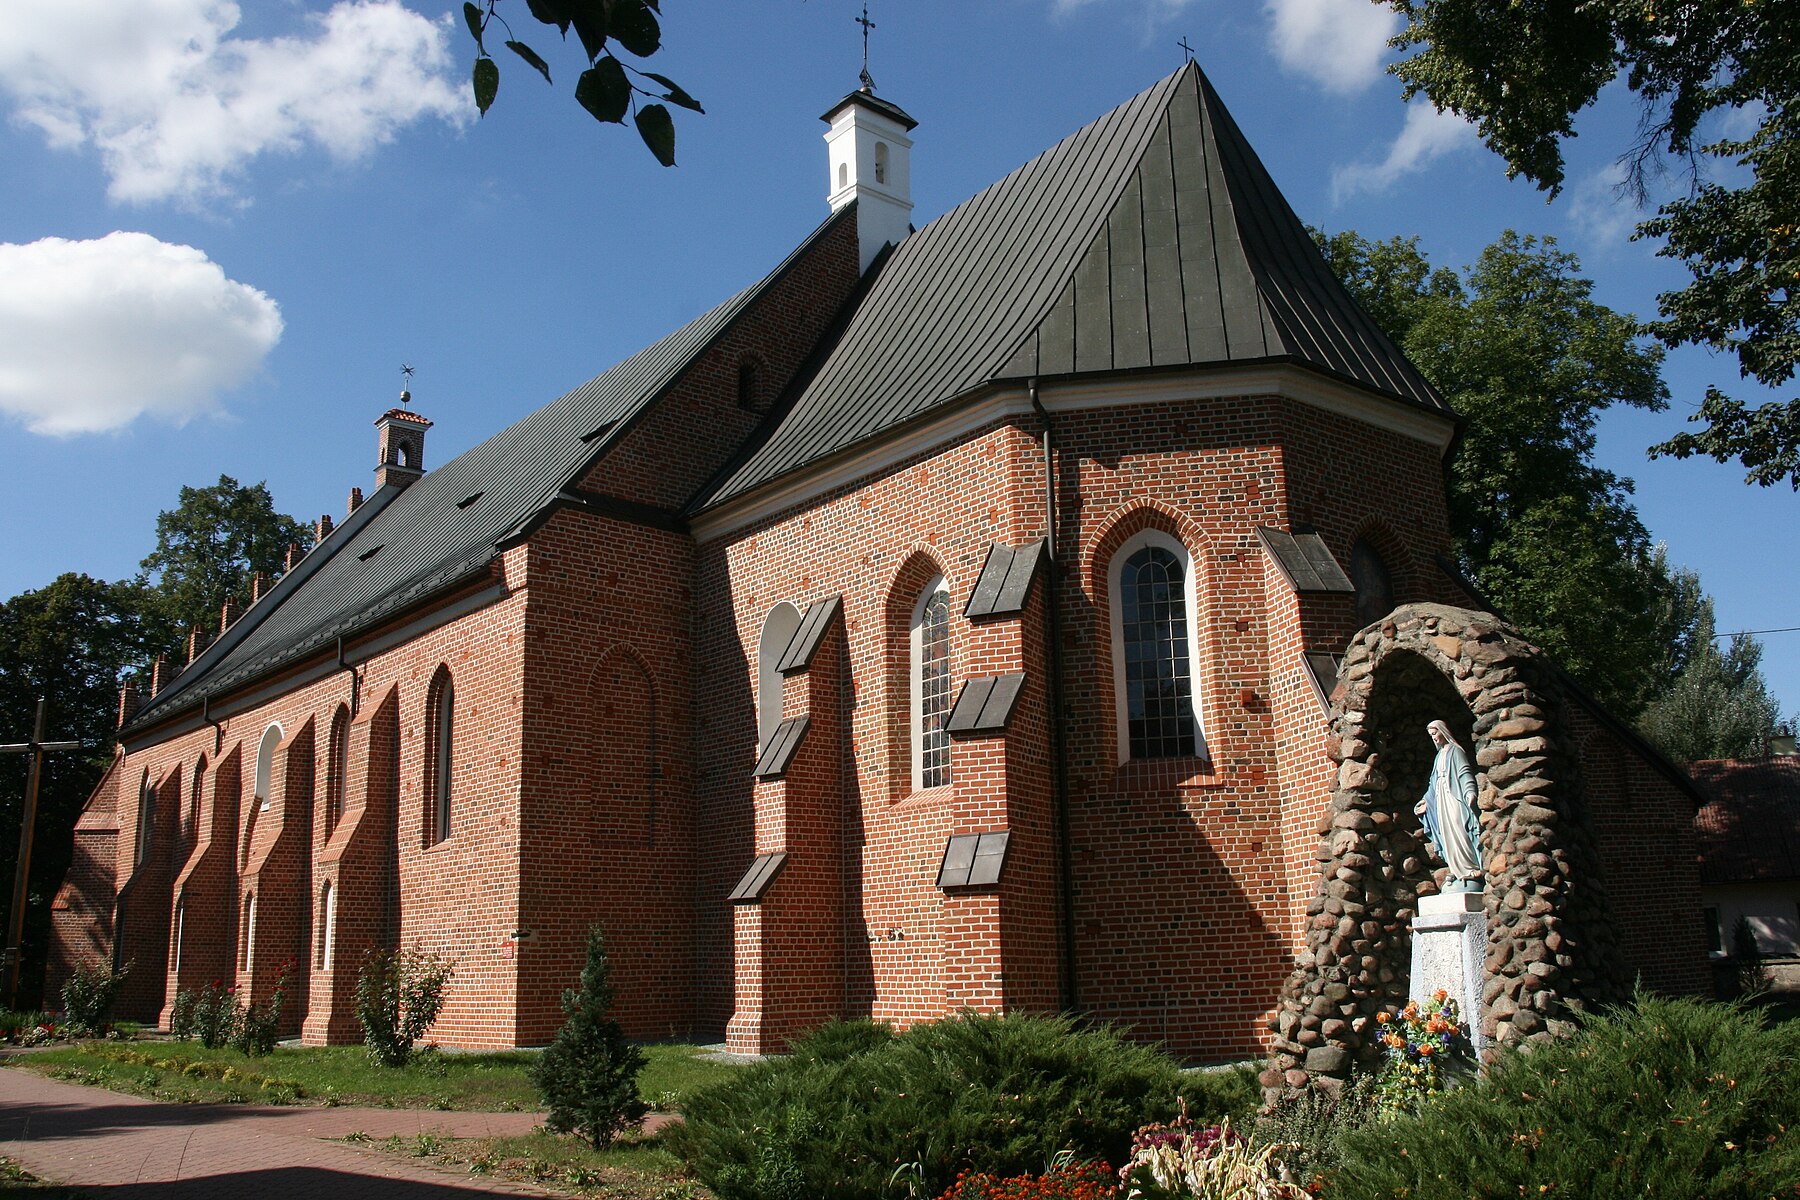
727, 851, 788, 903
776, 595, 841, 674
753, 715, 810, 780
946, 673, 1027, 737
822, 88, 918, 131
1303, 651, 1344, 716
964, 540, 1045, 619
1690, 757, 1800, 885
936, 831, 1010, 889
1258, 527, 1356, 594
703, 63, 1446, 509
128, 209, 855, 734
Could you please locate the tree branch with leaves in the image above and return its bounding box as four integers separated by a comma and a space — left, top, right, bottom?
463, 0, 703, 165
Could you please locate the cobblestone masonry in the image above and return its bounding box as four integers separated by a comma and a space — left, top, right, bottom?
1264, 603, 1631, 1101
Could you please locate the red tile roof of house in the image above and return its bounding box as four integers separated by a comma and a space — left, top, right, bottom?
1689, 756, 1800, 884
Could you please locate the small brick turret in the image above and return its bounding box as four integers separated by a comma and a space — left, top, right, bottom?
149, 653, 172, 695
117, 679, 140, 728
315, 513, 333, 544
187, 628, 213, 665
220, 597, 242, 633
347, 487, 364, 516
375, 402, 432, 491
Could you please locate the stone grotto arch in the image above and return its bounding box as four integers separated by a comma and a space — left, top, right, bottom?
1265, 604, 1627, 1100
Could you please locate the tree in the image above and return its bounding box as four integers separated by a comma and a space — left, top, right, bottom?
461, 0, 703, 165
532, 925, 647, 1148
1638, 580, 1785, 762
1320, 229, 1675, 718
1378, 0, 1800, 489
138, 476, 310, 639
0, 574, 161, 1004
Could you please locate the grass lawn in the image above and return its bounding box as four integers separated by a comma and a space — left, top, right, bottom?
5, 1040, 741, 1112
352, 1128, 709, 1199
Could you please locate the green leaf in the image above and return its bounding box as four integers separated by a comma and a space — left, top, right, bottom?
644, 71, 702, 113
462, 2, 484, 49
523, 0, 569, 31
505, 40, 553, 84
575, 58, 630, 124
569, 0, 607, 60
606, 0, 660, 57
635, 102, 675, 166
473, 57, 499, 116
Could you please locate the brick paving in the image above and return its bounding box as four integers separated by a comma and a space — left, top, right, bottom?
0, 1065, 563, 1197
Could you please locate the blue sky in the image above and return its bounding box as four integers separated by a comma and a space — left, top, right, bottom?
1, 0, 1793, 721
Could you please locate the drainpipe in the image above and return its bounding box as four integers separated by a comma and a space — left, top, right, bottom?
1031, 379, 1080, 1014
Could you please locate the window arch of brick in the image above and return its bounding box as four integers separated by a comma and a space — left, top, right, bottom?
587, 644, 661, 847
425, 666, 455, 846
757, 602, 803, 748
1347, 519, 1409, 630
325, 705, 350, 838
884, 550, 953, 798
1084, 502, 1216, 767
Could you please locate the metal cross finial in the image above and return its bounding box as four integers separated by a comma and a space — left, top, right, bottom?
1178, 36, 1195, 62
400, 363, 414, 405
856, 3, 877, 92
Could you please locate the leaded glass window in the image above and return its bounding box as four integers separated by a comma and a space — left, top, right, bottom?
430, 672, 454, 843
915, 581, 952, 789
1120, 543, 1197, 759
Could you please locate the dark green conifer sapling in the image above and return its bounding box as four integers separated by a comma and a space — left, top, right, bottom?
533, 925, 648, 1148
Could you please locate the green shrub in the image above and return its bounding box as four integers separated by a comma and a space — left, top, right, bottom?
178, 981, 243, 1049
1255, 1070, 1380, 1189
1330, 994, 1800, 1199
532, 926, 648, 1148
168, 989, 200, 1041
235, 960, 296, 1056
670, 1011, 1210, 1200
357, 946, 454, 1067
1731, 915, 1771, 997
61, 960, 129, 1034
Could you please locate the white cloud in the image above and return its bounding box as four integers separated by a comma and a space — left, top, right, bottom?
0, 232, 283, 435
0, 0, 467, 206
1265, 0, 1400, 93
1565, 161, 1640, 248
1331, 102, 1476, 201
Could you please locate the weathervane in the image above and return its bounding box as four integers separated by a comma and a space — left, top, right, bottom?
1178, 36, 1195, 63
400, 362, 414, 406
856, 3, 877, 92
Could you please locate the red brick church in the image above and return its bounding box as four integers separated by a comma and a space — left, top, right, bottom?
47, 63, 1705, 1059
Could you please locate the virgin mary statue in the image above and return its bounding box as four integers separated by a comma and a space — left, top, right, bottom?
1414, 720, 1483, 892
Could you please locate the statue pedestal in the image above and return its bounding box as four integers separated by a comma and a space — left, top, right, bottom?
1410, 891, 1488, 1054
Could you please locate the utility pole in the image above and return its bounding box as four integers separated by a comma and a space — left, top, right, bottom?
3, 698, 83, 1007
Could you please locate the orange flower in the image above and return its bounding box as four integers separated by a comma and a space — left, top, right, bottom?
1434, 987, 1449, 1003
1419, 1043, 1435, 1056
1377, 1011, 1390, 1024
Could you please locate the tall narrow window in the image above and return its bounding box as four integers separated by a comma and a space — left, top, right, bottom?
427, 668, 454, 844
242, 893, 256, 971
326, 705, 350, 836
874, 141, 889, 184
255, 723, 283, 812
1110, 530, 1206, 761
187, 757, 206, 839
173, 896, 185, 973
1350, 538, 1395, 628
320, 882, 336, 969
911, 578, 952, 790
135, 775, 154, 866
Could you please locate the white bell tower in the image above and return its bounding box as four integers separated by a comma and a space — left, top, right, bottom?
822, 88, 916, 273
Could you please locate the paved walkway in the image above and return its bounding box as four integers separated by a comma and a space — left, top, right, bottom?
0, 1066, 565, 1197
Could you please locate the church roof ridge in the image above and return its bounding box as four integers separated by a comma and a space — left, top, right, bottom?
125, 207, 859, 736
700, 61, 1444, 509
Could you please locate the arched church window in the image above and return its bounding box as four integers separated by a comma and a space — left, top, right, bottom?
757, 603, 803, 748
1351, 538, 1396, 628
426, 668, 454, 845
911, 577, 952, 790
255, 723, 283, 812
319, 881, 336, 970
326, 705, 350, 836
241, 893, 256, 971
136, 774, 155, 866
187, 757, 206, 839
1110, 530, 1207, 761
173, 894, 185, 973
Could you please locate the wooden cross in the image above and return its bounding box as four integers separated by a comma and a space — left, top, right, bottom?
3, 698, 84, 1007
1178, 36, 1195, 62
857, 3, 877, 91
